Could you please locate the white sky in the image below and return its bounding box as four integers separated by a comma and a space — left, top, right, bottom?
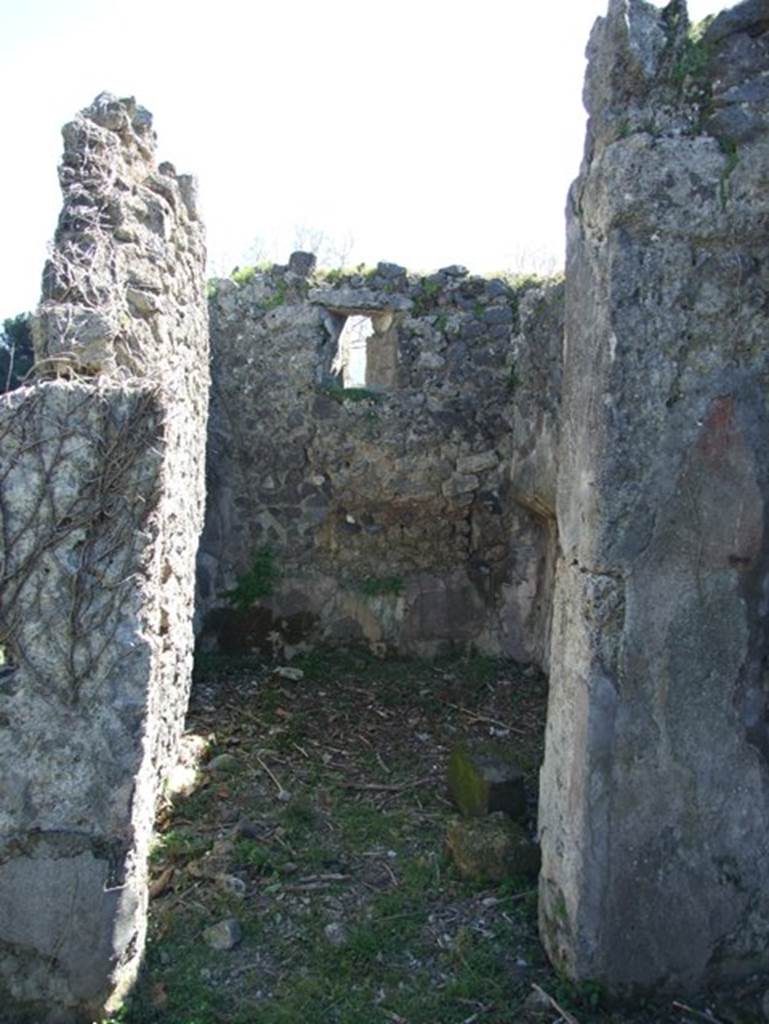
0, 0, 724, 321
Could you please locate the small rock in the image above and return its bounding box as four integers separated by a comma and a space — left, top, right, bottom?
274, 666, 304, 682
190, 837, 235, 879
445, 813, 540, 883
236, 818, 262, 839
522, 986, 552, 1014
456, 450, 498, 476
376, 261, 407, 279
324, 921, 348, 947
165, 762, 201, 798
216, 873, 246, 898
447, 740, 526, 819
441, 473, 479, 498
483, 306, 514, 326
288, 251, 316, 277
203, 918, 242, 951
207, 753, 241, 774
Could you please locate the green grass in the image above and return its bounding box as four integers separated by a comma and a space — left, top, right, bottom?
106, 650, 560, 1024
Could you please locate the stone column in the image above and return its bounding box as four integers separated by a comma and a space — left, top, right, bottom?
0, 94, 208, 1021
539, 0, 769, 993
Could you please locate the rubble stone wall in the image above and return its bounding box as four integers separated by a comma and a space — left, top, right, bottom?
198, 261, 563, 667
0, 94, 208, 1021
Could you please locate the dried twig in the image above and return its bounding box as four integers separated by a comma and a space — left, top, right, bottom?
296, 873, 350, 884
444, 702, 526, 735
497, 888, 537, 902
531, 983, 581, 1024
345, 774, 436, 793
381, 860, 399, 887
283, 876, 351, 892
461, 1009, 492, 1024
254, 753, 289, 799
672, 1001, 725, 1024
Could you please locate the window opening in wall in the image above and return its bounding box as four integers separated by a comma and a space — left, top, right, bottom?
0, 640, 18, 684
330, 310, 398, 390
332, 315, 371, 388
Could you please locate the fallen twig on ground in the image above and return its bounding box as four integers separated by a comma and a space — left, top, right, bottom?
445, 702, 526, 735
531, 983, 581, 1024
255, 752, 289, 799
672, 1001, 725, 1024
344, 774, 436, 793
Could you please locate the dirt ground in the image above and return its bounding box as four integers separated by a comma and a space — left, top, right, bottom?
109, 650, 767, 1024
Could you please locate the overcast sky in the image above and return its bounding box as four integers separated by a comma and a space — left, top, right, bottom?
0, 0, 724, 322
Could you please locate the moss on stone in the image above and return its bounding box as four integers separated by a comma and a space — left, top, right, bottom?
447, 740, 526, 819
445, 813, 540, 882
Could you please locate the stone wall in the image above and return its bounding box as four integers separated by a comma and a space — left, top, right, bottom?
539, 0, 769, 995
0, 94, 208, 1021
198, 260, 563, 667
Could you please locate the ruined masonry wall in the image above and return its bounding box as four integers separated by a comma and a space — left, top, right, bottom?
0, 94, 208, 1021
199, 261, 563, 667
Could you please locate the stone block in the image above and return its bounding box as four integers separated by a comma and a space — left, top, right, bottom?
445, 813, 540, 882
447, 741, 526, 819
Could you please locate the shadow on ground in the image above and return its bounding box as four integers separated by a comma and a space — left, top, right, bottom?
108, 650, 766, 1024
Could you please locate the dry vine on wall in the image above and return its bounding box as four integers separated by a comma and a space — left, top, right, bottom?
0, 383, 164, 705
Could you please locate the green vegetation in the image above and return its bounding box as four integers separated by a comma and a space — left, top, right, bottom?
231, 265, 257, 287
105, 649, 739, 1022
412, 277, 442, 315
231, 261, 275, 287
0, 313, 34, 391
317, 267, 346, 285
222, 546, 280, 611
259, 285, 286, 311
671, 16, 714, 93
108, 650, 551, 1024
672, 36, 710, 87
150, 829, 211, 866
352, 263, 377, 280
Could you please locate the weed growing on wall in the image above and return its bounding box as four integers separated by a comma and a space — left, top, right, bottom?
223, 547, 280, 611
231, 266, 257, 287
718, 138, 739, 209
259, 286, 286, 311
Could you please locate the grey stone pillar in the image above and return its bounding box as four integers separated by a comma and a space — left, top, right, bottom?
539, 0, 769, 993
0, 94, 208, 1021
